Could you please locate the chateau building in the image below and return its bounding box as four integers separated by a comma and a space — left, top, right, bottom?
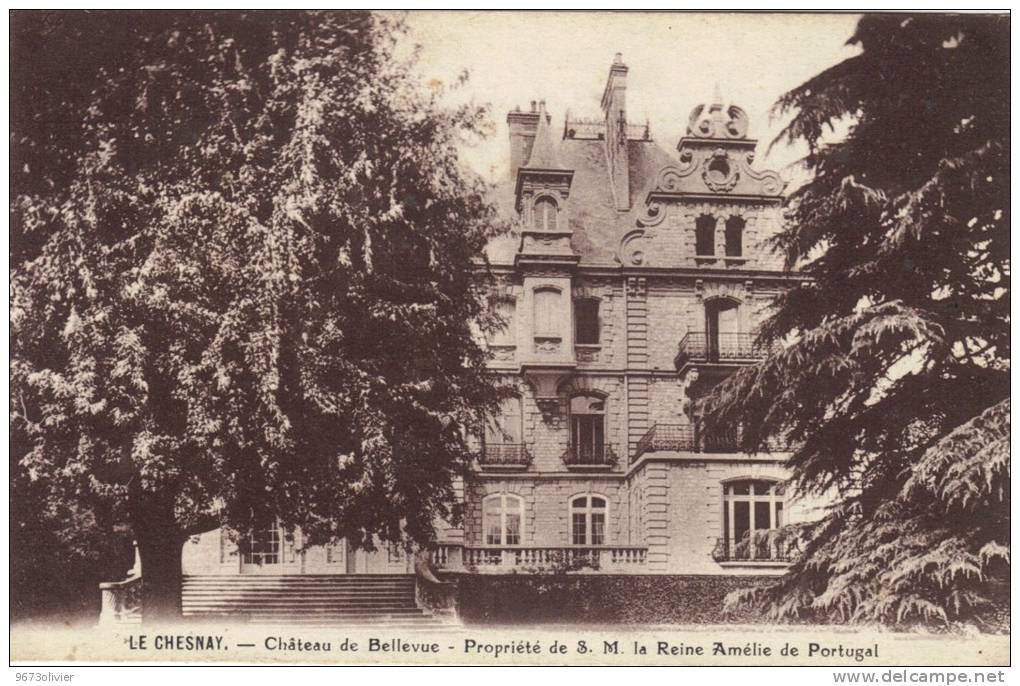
102, 55, 823, 623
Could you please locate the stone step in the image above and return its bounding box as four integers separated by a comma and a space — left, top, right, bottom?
248, 618, 454, 627
186, 607, 427, 615
183, 585, 414, 592
183, 590, 415, 597
184, 603, 419, 610
183, 574, 414, 578
178, 574, 441, 626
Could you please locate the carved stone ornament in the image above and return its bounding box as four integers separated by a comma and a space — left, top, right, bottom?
702, 148, 740, 193
488, 345, 517, 362
626, 276, 647, 298
687, 103, 750, 140
636, 202, 665, 228
617, 229, 649, 266
534, 337, 561, 353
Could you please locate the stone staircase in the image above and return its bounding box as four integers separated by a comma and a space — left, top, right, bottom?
181, 575, 454, 627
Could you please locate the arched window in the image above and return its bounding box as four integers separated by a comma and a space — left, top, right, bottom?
570, 394, 606, 463
533, 287, 561, 338
725, 216, 745, 257
722, 479, 785, 558
485, 396, 522, 445
482, 494, 523, 545
695, 215, 716, 256
488, 298, 516, 346
570, 494, 608, 545
533, 197, 558, 231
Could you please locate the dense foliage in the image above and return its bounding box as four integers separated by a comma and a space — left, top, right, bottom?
707, 14, 1010, 629
11, 10, 504, 618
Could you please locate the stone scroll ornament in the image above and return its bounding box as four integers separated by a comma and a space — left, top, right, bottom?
740, 152, 784, 196
617, 229, 649, 266
687, 103, 750, 140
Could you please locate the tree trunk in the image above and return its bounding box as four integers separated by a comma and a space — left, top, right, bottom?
131, 491, 184, 623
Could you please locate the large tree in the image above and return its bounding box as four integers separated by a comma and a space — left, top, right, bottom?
11, 11, 505, 620
707, 14, 1009, 628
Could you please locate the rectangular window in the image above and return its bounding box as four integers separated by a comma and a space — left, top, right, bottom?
484, 498, 502, 545
725, 217, 745, 257
489, 299, 515, 346
533, 288, 560, 338
485, 398, 522, 444
733, 501, 750, 543
243, 526, 281, 565
505, 512, 521, 545
572, 513, 587, 545
575, 299, 600, 344
696, 215, 716, 256
571, 415, 605, 459
591, 512, 605, 545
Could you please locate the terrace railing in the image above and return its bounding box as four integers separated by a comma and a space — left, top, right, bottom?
561, 445, 619, 468
633, 423, 789, 462
478, 443, 533, 469
675, 332, 766, 369
711, 536, 799, 563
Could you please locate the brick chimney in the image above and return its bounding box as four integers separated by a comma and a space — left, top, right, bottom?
601, 53, 630, 210
507, 101, 543, 179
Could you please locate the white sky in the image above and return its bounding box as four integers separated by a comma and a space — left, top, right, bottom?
399, 11, 861, 182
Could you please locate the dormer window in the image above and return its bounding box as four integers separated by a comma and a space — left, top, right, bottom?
533, 197, 558, 231
725, 216, 745, 257
696, 215, 716, 256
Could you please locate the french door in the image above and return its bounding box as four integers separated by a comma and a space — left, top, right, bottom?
240, 523, 299, 574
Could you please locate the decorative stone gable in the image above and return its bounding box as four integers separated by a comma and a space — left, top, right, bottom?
636, 89, 784, 209
640, 147, 784, 199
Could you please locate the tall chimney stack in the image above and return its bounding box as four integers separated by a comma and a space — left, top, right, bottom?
507, 104, 543, 179
601, 53, 630, 210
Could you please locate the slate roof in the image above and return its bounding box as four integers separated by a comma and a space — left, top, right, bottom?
486, 134, 677, 267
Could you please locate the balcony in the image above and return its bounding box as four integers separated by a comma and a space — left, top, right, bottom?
633, 423, 789, 461
675, 332, 765, 371
561, 445, 619, 470
711, 536, 799, 565
477, 443, 533, 471
431, 544, 647, 573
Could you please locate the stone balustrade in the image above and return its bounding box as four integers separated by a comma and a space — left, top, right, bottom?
98, 573, 142, 624
431, 544, 647, 573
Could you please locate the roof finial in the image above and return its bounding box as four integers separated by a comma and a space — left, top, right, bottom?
712, 82, 723, 107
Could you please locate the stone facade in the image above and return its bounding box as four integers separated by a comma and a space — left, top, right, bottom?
456, 55, 820, 578
180, 55, 821, 580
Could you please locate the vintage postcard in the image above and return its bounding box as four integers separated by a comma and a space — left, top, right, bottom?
9, 9, 1010, 671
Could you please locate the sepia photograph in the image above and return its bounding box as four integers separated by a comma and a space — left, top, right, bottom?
8, 9, 1010, 672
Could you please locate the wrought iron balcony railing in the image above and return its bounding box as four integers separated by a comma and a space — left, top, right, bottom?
711, 536, 799, 563
561, 445, 619, 468
675, 332, 766, 369
633, 423, 789, 462
478, 443, 533, 469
